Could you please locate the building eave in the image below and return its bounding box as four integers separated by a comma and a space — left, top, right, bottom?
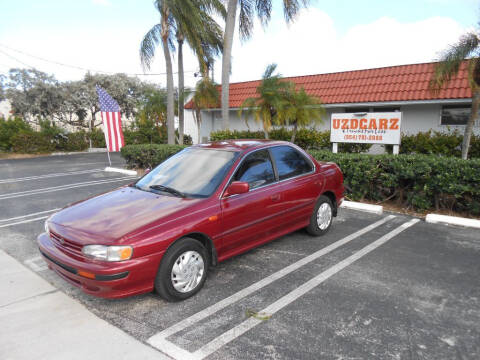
187, 98, 472, 112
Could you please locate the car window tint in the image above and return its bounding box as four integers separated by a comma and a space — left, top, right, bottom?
234, 150, 275, 189
270, 146, 313, 180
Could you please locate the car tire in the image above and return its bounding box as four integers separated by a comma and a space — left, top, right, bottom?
306, 195, 333, 236
155, 238, 209, 302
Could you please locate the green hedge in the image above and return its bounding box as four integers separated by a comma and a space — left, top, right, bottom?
210, 128, 372, 153
310, 150, 480, 215
120, 144, 187, 169
385, 130, 480, 158
121, 144, 480, 215
0, 117, 193, 154
11, 132, 55, 153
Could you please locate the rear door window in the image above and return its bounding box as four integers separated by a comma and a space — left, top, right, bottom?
233, 150, 275, 189
270, 146, 313, 180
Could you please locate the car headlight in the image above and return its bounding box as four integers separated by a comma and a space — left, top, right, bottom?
82, 245, 133, 262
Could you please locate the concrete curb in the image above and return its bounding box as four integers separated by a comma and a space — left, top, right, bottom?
425, 214, 480, 229
50, 148, 107, 156
51, 151, 90, 156
340, 200, 383, 215
104, 167, 138, 176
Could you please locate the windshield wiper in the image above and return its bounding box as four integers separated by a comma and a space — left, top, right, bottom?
149, 184, 186, 198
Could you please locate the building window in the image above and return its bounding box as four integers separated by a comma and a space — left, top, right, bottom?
440, 106, 471, 126
345, 106, 400, 113
345, 107, 369, 114
372, 107, 400, 112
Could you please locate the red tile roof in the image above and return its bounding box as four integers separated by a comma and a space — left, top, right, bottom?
185, 61, 471, 109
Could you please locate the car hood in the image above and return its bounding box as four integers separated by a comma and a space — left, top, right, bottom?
49, 187, 201, 244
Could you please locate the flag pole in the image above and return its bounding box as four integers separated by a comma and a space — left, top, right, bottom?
106, 147, 112, 167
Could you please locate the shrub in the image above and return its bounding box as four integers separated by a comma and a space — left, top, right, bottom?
385, 130, 480, 158
11, 131, 55, 153
210, 128, 371, 153
309, 150, 480, 215
0, 117, 32, 151
120, 144, 187, 169
88, 128, 106, 148
61, 131, 89, 151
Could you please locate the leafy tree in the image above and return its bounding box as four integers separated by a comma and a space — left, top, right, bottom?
4, 69, 154, 131
5, 68, 60, 122
0, 74, 6, 102
174, 1, 224, 144
221, 0, 309, 130
192, 77, 219, 143
140, 0, 224, 145
430, 32, 480, 159
278, 85, 324, 143
238, 63, 290, 138
6, 68, 57, 91
137, 87, 168, 135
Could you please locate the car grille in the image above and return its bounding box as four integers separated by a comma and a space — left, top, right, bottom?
50, 231, 83, 257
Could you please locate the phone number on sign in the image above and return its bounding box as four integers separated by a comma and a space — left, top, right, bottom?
344, 134, 383, 141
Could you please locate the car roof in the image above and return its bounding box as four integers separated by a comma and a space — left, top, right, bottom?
193, 139, 289, 152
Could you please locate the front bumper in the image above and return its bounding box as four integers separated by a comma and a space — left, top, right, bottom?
37, 232, 165, 298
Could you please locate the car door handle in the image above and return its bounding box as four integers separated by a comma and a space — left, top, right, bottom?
270, 194, 281, 202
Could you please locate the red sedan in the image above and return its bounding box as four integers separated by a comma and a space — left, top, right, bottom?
38, 140, 344, 301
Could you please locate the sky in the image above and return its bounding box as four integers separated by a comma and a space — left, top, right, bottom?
0, 0, 478, 88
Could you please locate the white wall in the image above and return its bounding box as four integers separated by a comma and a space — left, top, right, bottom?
0, 100, 11, 119
184, 102, 480, 144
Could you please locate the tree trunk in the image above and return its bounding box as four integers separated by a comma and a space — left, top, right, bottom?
161, 7, 175, 145
462, 88, 480, 159
291, 122, 298, 143
194, 109, 202, 144
177, 33, 185, 145
221, 0, 238, 130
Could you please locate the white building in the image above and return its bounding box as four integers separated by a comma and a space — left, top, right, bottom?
184, 61, 478, 144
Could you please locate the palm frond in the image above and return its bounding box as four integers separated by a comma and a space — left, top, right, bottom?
140, 24, 163, 71
430, 32, 479, 92
282, 0, 309, 23
239, 0, 255, 40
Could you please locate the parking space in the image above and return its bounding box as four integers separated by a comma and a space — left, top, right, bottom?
1, 153, 479, 360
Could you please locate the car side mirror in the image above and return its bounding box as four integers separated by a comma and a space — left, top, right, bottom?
224, 181, 249, 197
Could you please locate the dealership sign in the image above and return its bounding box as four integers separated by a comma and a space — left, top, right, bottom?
330, 112, 402, 145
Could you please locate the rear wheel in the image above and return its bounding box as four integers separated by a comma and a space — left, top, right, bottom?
306, 195, 333, 236
155, 238, 208, 302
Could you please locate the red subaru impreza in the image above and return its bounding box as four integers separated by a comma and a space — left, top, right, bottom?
38, 140, 344, 301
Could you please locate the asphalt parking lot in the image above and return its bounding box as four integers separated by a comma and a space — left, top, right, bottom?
1, 153, 479, 360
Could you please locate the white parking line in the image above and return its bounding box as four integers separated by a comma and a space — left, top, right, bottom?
0, 209, 61, 223
192, 218, 420, 360
0, 176, 136, 200
0, 168, 103, 184
0, 216, 51, 229
147, 215, 396, 357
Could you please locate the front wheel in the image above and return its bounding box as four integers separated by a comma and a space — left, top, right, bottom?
306, 195, 333, 236
155, 238, 209, 302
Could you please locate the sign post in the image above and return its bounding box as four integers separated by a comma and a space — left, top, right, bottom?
330, 112, 402, 153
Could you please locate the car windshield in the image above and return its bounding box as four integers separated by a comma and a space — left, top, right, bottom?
135, 148, 239, 198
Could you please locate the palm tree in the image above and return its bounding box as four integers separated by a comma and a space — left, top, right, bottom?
277, 85, 324, 143
430, 32, 480, 159
192, 76, 219, 144
238, 63, 290, 138
140, 0, 224, 145
174, 2, 224, 144
221, 0, 310, 130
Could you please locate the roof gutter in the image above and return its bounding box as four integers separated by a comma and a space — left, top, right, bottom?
187, 98, 472, 111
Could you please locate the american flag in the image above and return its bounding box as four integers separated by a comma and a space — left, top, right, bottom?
96, 85, 125, 152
